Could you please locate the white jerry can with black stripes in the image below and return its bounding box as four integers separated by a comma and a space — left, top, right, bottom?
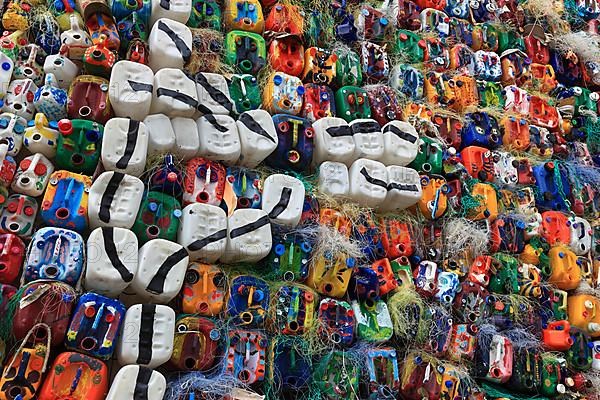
194, 73, 233, 115
220, 209, 272, 263
348, 158, 388, 208
350, 119, 384, 161
172, 117, 200, 160
143, 113, 176, 155
261, 174, 305, 227
88, 171, 144, 230
197, 114, 240, 164
109, 61, 154, 121
107, 365, 166, 400
150, 68, 198, 118
236, 109, 278, 168
150, 0, 191, 27
101, 118, 149, 177
116, 304, 175, 368
84, 227, 139, 297
318, 161, 350, 197
148, 18, 192, 72
177, 202, 227, 262
380, 120, 419, 166
312, 117, 356, 166
130, 239, 189, 303
379, 165, 422, 213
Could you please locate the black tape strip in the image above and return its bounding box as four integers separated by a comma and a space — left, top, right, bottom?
387, 182, 420, 192
197, 103, 212, 115
268, 187, 292, 219
383, 124, 418, 143
146, 248, 189, 294
202, 114, 229, 132
102, 227, 134, 283
159, 0, 169, 9
157, 21, 191, 62
325, 125, 353, 137
352, 121, 380, 133
239, 113, 275, 143
116, 120, 139, 169
136, 304, 156, 365
229, 215, 270, 239
156, 88, 198, 108
133, 367, 152, 400
187, 229, 227, 251
195, 73, 234, 113
128, 80, 153, 93
360, 167, 387, 188
99, 172, 125, 224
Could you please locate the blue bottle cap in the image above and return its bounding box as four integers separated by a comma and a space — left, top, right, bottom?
85, 130, 99, 142
253, 289, 264, 302
275, 243, 286, 256
300, 241, 311, 252
209, 328, 220, 341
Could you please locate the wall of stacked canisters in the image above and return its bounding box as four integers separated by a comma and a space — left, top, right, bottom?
0, 0, 598, 398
